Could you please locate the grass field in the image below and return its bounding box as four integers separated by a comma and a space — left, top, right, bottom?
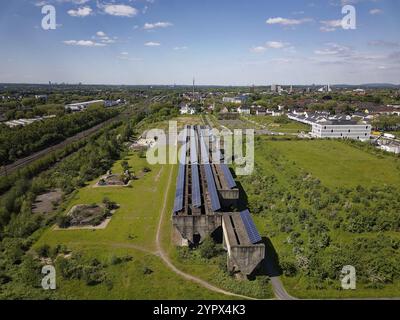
34, 150, 228, 299
248, 115, 310, 134
238, 137, 400, 299
266, 139, 400, 188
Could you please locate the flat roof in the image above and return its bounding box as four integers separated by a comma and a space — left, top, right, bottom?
223, 213, 252, 246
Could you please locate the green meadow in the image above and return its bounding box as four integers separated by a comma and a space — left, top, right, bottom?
34, 150, 228, 299
266, 139, 400, 188
240, 138, 400, 299
248, 115, 311, 134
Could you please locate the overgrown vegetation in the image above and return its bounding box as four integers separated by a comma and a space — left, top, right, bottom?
0, 106, 118, 164
238, 138, 400, 295
0, 103, 180, 299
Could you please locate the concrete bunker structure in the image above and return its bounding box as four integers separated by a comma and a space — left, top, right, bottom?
172, 125, 265, 276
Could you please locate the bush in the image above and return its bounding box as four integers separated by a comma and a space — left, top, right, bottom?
57, 215, 71, 228
143, 266, 153, 275
199, 236, 219, 259
37, 244, 51, 258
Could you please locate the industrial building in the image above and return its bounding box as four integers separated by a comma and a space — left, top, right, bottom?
65, 100, 105, 112
172, 125, 265, 276
288, 112, 372, 141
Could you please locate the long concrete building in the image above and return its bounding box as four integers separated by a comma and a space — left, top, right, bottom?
288, 112, 371, 141
172, 125, 265, 276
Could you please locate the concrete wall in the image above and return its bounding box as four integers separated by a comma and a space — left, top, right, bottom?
228, 245, 265, 275
172, 214, 222, 244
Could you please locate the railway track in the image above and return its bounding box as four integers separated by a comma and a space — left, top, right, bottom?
0, 107, 135, 177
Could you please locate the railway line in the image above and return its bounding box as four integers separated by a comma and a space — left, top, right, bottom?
0, 106, 135, 177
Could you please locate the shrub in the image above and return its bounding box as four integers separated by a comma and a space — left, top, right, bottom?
199, 236, 219, 259
37, 244, 51, 258
57, 215, 71, 228
143, 266, 153, 275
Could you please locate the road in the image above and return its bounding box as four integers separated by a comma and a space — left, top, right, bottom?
270, 277, 297, 300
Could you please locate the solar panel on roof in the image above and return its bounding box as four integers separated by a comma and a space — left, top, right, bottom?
190, 128, 198, 165
220, 164, 236, 189
173, 142, 187, 213
191, 164, 201, 208
179, 141, 187, 165
204, 163, 221, 211
173, 163, 185, 213
199, 133, 210, 164
240, 210, 262, 244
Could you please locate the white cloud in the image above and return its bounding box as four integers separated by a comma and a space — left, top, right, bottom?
266, 17, 312, 26
265, 41, 286, 49
143, 22, 173, 30
145, 41, 161, 46
102, 4, 138, 17
369, 9, 383, 15
314, 43, 351, 56
34, 1, 48, 6
68, 0, 90, 3
94, 31, 116, 44
250, 41, 289, 53
117, 54, 142, 61
63, 40, 106, 47
67, 6, 92, 17
174, 46, 188, 50
250, 46, 267, 53
368, 40, 400, 47
319, 19, 342, 32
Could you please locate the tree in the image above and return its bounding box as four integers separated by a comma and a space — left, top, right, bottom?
199, 236, 219, 259
121, 160, 129, 172
37, 244, 51, 258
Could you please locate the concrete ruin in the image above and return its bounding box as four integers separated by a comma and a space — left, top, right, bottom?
172, 125, 265, 276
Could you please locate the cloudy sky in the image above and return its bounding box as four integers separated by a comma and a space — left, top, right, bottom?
0, 0, 399, 85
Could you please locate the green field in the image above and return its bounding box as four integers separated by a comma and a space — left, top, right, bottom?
34, 150, 228, 299
238, 138, 400, 299
267, 140, 400, 188
248, 115, 310, 134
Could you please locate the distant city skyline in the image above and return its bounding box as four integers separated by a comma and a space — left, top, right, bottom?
0, 0, 399, 85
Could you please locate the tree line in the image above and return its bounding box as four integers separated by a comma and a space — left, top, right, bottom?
0, 106, 118, 164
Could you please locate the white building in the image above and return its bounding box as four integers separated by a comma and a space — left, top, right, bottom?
238, 106, 251, 115
378, 141, 400, 154
311, 120, 371, 141
255, 107, 266, 116
223, 97, 239, 104
4, 115, 56, 128
271, 111, 284, 117
65, 100, 104, 112
179, 104, 196, 115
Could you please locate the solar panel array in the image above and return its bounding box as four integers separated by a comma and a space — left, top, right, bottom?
240, 209, 262, 244
191, 164, 201, 208
220, 163, 237, 189
199, 128, 210, 164
204, 163, 221, 211
173, 143, 187, 214
190, 127, 198, 165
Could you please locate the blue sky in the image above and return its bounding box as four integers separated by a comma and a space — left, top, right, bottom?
0, 0, 399, 85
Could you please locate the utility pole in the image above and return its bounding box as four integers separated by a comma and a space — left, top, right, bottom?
192, 77, 195, 102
